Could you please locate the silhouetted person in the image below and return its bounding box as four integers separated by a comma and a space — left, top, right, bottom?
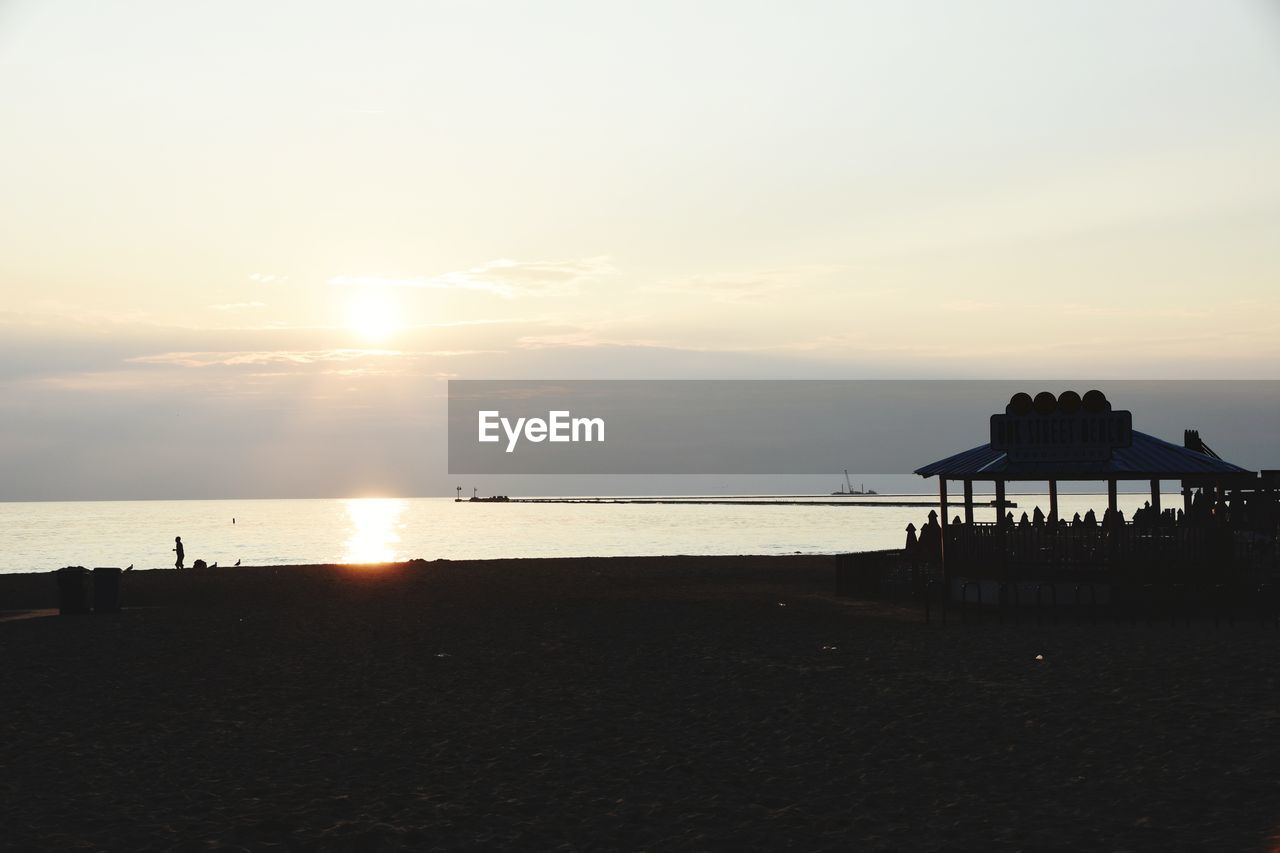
1032, 506, 1045, 527
1018, 511, 1030, 527
1191, 488, 1210, 523
1104, 507, 1125, 533
904, 523, 918, 554
1209, 494, 1228, 526
920, 511, 942, 562
173, 536, 184, 570
1083, 509, 1097, 528
1072, 512, 1082, 527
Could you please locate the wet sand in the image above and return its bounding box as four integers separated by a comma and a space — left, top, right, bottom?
2, 555, 1278, 851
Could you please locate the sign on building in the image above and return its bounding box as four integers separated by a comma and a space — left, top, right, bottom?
990, 391, 1132, 462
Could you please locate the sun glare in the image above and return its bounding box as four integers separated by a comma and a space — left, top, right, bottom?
342, 497, 406, 563
347, 290, 400, 342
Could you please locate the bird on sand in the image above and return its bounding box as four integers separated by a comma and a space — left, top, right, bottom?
234, 559, 241, 566
125, 564, 134, 572
210, 562, 218, 568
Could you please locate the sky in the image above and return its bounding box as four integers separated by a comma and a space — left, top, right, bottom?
1, 0, 1279, 499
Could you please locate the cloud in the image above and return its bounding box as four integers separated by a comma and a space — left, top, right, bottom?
209, 301, 267, 311
125, 348, 489, 368
939, 299, 1001, 313
328, 274, 513, 297
32, 371, 215, 392
247, 273, 289, 284
128, 349, 397, 368
516, 331, 669, 350
467, 257, 614, 287
1050, 303, 1210, 320
642, 264, 848, 304
648, 273, 784, 303
512, 322, 818, 354
328, 257, 615, 299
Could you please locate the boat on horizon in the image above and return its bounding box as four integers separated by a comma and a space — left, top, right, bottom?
832, 469, 877, 495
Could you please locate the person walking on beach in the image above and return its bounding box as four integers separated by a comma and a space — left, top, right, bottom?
174, 536, 185, 570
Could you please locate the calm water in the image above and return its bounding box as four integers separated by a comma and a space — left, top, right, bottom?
0, 493, 1168, 574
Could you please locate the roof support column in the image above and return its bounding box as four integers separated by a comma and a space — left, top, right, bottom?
938, 479, 948, 583
1049, 480, 1059, 522
994, 479, 1010, 585
1107, 479, 1118, 514
1150, 479, 1161, 514
963, 480, 974, 525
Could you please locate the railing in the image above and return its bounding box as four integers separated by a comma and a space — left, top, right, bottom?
942, 522, 1278, 584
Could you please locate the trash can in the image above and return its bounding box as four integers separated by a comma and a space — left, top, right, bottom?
92, 567, 123, 614
56, 566, 91, 615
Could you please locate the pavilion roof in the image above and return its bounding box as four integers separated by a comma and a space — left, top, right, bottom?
914, 430, 1255, 481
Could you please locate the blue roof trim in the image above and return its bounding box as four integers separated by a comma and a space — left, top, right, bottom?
914, 430, 1253, 479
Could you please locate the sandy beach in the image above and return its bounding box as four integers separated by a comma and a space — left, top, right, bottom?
2, 555, 1279, 851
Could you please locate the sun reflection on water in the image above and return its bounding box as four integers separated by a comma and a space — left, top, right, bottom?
342, 498, 406, 563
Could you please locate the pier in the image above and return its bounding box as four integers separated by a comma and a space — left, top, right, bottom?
504, 496, 1016, 508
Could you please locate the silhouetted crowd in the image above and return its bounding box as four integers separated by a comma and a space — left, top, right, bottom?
905, 487, 1280, 559
1183, 487, 1279, 530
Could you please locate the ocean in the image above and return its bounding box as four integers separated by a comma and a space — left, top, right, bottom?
0, 493, 1169, 574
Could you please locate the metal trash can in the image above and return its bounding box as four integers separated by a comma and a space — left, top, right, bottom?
92, 567, 123, 614
56, 566, 91, 615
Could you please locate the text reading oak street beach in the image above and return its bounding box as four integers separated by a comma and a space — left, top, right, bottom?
478, 411, 605, 453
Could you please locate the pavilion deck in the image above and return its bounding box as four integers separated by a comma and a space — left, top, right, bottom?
837, 523, 1279, 617
943, 521, 1279, 586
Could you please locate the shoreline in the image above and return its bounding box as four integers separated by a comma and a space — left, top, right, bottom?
0, 553, 840, 611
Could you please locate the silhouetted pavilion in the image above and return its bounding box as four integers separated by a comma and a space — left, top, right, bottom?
913, 390, 1261, 592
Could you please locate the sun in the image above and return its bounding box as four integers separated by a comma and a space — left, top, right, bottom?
347, 290, 400, 342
